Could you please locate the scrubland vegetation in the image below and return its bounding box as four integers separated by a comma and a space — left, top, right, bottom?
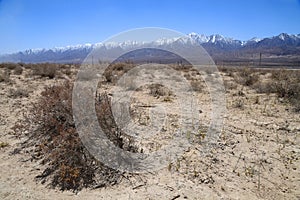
0, 62, 299, 199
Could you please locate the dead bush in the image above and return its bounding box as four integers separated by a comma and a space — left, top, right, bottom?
13, 81, 137, 191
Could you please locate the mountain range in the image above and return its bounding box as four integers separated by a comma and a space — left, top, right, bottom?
1, 33, 299, 66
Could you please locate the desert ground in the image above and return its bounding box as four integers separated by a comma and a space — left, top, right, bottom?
0, 63, 299, 199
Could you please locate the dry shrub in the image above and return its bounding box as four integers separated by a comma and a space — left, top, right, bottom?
0, 141, 9, 148
0, 69, 11, 83
8, 88, 29, 98
234, 67, 259, 86
233, 98, 245, 109
148, 83, 173, 97
223, 80, 238, 91
217, 66, 228, 73
172, 64, 192, 72
31, 63, 57, 79
95, 93, 137, 151
190, 81, 203, 92
57, 64, 74, 78
270, 69, 300, 98
254, 82, 276, 94
253, 69, 300, 112
218, 66, 237, 77
0, 62, 19, 70
13, 65, 23, 75
270, 69, 300, 111
103, 62, 135, 83
13, 81, 137, 191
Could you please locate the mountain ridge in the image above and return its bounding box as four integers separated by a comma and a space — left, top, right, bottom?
1, 32, 299, 64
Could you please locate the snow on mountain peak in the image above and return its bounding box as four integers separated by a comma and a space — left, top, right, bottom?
7, 32, 300, 57
249, 37, 262, 42
278, 33, 288, 40
276, 33, 300, 41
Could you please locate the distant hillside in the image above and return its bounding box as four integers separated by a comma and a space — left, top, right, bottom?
1, 33, 299, 66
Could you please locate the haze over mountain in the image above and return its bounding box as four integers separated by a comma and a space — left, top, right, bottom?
1, 33, 299, 66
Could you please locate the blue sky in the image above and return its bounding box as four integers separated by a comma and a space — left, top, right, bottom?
0, 0, 299, 54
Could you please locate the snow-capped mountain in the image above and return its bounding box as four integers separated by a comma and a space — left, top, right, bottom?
0, 33, 299, 63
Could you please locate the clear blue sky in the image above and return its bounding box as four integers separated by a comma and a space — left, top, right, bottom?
0, 0, 299, 54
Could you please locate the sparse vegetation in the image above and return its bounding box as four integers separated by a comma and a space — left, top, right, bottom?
13, 81, 137, 191
30, 63, 57, 79
0, 62, 298, 199
13, 65, 23, 75
223, 66, 300, 112
8, 88, 29, 98
0, 141, 9, 148
234, 67, 259, 86
0, 62, 20, 70
103, 62, 135, 83
0, 69, 10, 83
269, 69, 300, 111
148, 83, 173, 97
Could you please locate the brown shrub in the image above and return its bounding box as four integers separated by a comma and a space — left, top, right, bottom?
190, 81, 203, 92
0, 141, 9, 148
13, 65, 23, 75
233, 98, 245, 109
31, 63, 57, 79
13, 81, 137, 191
103, 62, 135, 83
0, 69, 11, 83
253, 69, 300, 112
234, 67, 259, 86
8, 88, 29, 98
148, 83, 172, 97
0, 62, 19, 70
218, 66, 237, 76
223, 80, 238, 91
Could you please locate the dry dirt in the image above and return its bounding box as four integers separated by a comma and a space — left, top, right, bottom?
0, 66, 299, 199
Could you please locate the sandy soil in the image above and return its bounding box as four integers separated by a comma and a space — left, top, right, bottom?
0, 66, 299, 199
